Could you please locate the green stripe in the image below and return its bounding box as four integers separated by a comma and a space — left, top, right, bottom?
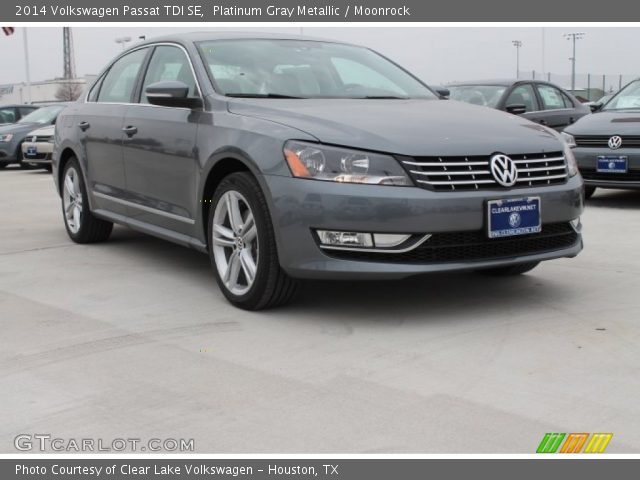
537, 433, 566, 453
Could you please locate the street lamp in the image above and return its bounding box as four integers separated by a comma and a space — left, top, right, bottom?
115, 36, 132, 51
564, 32, 585, 91
512, 40, 522, 78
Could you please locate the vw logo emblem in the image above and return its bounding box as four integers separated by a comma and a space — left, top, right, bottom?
608, 135, 622, 150
509, 212, 521, 228
490, 154, 518, 187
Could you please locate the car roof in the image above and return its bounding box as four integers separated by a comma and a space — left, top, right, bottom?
135, 31, 353, 48
447, 79, 560, 87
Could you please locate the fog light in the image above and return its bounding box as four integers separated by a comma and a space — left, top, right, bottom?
570, 217, 581, 232
317, 230, 373, 247
373, 233, 411, 248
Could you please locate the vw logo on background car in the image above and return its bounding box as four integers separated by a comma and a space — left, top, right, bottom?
608, 135, 622, 150
490, 154, 518, 187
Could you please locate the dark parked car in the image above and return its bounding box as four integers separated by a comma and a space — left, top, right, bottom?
0, 104, 66, 169
448, 79, 590, 131
0, 104, 39, 125
563, 78, 640, 198
53, 33, 584, 310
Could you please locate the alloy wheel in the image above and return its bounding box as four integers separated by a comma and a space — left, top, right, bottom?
211, 190, 259, 296
63, 167, 83, 234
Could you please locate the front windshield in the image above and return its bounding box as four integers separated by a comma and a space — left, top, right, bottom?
603, 80, 640, 110
448, 85, 507, 108
198, 39, 437, 99
19, 105, 65, 124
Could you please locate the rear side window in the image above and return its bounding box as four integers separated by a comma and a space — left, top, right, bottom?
98, 48, 148, 103
139, 45, 199, 103
537, 84, 569, 110
0, 107, 17, 123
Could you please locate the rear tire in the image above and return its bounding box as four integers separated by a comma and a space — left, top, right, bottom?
584, 185, 596, 199
62, 157, 113, 243
208, 172, 298, 310
478, 261, 540, 276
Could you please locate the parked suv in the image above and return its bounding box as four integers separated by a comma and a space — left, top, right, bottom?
563, 78, 640, 198
53, 33, 584, 310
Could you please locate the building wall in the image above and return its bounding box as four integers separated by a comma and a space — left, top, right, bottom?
0, 75, 96, 104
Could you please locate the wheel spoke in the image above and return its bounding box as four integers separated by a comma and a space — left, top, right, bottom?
226, 192, 243, 232
213, 223, 234, 240
239, 249, 257, 284
65, 174, 75, 197
225, 251, 241, 289
243, 224, 257, 243
213, 236, 235, 248
73, 172, 80, 199
240, 212, 254, 237
65, 201, 74, 218
73, 205, 81, 229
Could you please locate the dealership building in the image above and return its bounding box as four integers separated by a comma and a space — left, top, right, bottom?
0, 75, 96, 104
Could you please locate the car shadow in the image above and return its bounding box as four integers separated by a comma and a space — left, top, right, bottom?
587, 188, 640, 209
104, 226, 574, 324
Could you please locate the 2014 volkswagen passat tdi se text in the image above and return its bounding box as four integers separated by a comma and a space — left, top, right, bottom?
53, 33, 584, 310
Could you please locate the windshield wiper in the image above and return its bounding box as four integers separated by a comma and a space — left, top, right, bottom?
225, 93, 307, 99
360, 95, 410, 99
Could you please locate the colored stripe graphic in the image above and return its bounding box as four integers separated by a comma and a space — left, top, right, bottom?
560, 433, 589, 453
584, 433, 613, 453
537, 433, 566, 453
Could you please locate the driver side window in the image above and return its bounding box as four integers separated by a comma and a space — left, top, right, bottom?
140, 45, 199, 104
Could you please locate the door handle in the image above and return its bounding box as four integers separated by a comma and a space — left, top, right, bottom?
122, 126, 138, 137
569, 117, 575, 124
538, 119, 547, 125
78, 121, 90, 131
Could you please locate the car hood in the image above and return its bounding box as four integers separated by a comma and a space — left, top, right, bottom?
0, 122, 41, 136
227, 98, 564, 156
566, 110, 640, 136
25, 125, 55, 137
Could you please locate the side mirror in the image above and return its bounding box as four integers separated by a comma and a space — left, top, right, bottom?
435, 88, 450, 99
505, 104, 527, 115
145, 80, 202, 109
590, 103, 602, 113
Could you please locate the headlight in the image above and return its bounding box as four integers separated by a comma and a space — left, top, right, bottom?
283, 141, 411, 186
561, 132, 576, 148
564, 144, 579, 177
0, 134, 14, 142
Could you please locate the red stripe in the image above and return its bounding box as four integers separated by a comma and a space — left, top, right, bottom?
2, 27, 15, 36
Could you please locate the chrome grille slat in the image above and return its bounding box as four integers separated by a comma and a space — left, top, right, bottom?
403, 151, 567, 191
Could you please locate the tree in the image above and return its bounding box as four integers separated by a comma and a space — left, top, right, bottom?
55, 82, 83, 101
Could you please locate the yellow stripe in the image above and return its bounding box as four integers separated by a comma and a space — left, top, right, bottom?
584, 433, 613, 453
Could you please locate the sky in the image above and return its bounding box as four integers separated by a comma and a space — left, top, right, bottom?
1, 26, 638, 88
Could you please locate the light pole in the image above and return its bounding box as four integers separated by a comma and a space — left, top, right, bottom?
23, 28, 32, 104
115, 36, 132, 51
512, 40, 522, 78
564, 32, 585, 91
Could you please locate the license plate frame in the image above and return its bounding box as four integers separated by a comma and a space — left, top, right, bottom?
597, 155, 628, 173
487, 197, 541, 239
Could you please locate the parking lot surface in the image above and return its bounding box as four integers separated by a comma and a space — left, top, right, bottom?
1, 167, 640, 453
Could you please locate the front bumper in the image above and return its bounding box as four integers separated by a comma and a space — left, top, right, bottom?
264, 174, 584, 280
21, 141, 53, 165
0, 145, 17, 164
574, 147, 640, 189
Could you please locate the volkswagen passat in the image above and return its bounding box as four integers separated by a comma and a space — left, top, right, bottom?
563, 78, 640, 198
52, 33, 584, 310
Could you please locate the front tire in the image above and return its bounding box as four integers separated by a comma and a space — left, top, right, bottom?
62, 157, 113, 243
584, 185, 596, 199
208, 172, 298, 310
478, 261, 540, 276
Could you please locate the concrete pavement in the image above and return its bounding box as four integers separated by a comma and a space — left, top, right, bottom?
1, 166, 639, 453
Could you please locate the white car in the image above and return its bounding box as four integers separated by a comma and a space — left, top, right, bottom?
21, 124, 55, 171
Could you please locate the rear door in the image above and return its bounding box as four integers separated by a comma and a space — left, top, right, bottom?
534, 83, 575, 131
79, 47, 150, 216
121, 44, 201, 234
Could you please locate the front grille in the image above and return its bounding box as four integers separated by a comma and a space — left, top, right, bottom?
580, 168, 640, 182
324, 223, 579, 265
574, 135, 640, 148
402, 152, 567, 191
